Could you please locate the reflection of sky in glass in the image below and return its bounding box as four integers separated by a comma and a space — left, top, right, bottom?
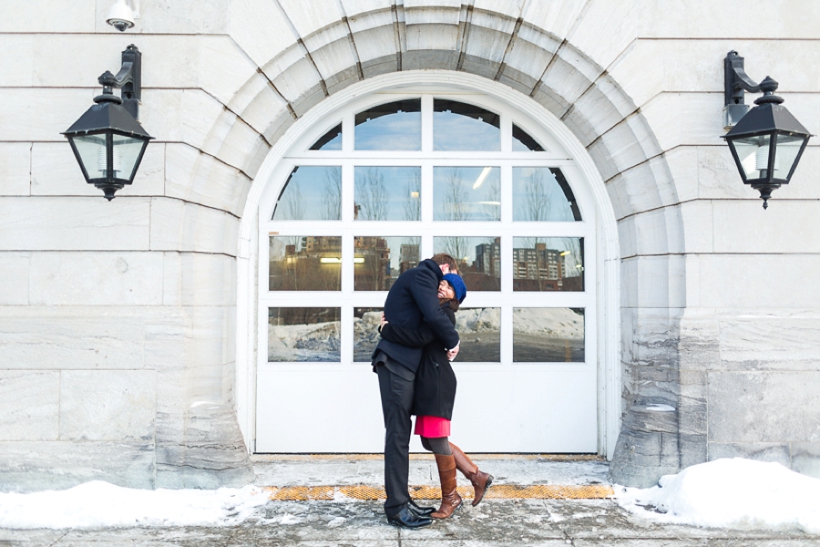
354, 236, 420, 291
512, 124, 544, 151
513, 167, 579, 221
272, 166, 341, 221
355, 166, 421, 221
355, 100, 421, 151
434, 167, 500, 221
310, 124, 342, 150
434, 101, 500, 151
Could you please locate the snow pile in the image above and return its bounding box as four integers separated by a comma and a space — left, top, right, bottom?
511, 307, 583, 339
0, 481, 267, 529
616, 458, 820, 533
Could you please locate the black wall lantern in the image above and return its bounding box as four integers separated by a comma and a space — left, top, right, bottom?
722, 51, 813, 209
62, 45, 153, 201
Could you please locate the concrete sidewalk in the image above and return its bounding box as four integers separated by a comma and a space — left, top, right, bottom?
1, 456, 817, 546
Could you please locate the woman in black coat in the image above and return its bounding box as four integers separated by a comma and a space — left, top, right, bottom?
379, 273, 493, 519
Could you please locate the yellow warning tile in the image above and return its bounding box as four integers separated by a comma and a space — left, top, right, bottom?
263, 484, 613, 501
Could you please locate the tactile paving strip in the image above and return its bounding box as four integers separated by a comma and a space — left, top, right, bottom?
263, 484, 614, 501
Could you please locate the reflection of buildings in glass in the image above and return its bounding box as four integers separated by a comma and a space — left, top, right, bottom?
270, 236, 342, 290
354, 236, 392, 290
399, 243, 420, 274
513, 243, 563, 290
474, 239, 501, 278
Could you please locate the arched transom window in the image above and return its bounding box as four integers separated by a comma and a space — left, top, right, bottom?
257, 93, 597, 453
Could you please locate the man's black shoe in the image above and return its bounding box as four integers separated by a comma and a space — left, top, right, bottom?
408, 499, 435, 517
387, 505, 433, 528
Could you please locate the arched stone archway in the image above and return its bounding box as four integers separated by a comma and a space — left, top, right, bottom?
165, 2, 689, 487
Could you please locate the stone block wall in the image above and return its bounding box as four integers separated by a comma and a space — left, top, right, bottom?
0, 0, 819, 489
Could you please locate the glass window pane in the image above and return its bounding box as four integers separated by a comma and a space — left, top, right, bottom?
433, 166, 500, 221
434, 100, 500, 151
454, 307, 500, 362
354, 236, 420, 291
731, 135, 771, 180
774, 133, 805, 179
272, 166, 341, 221
434, 236, 501, 291
513, 167, 580, 221
354, 307, 382, 362
70, 134, 107, 180
512, 125, 544, 151
269, 236, 342, 291
513, 308, 584, 362
111, 134, 147, 181
513, 237, 584, 292
310, 124, 342, 150
355, 99, 421, 151
354, 167, 421, 221
268, 307, 340, 362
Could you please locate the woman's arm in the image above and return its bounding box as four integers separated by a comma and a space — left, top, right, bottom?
380, 307, 456, 348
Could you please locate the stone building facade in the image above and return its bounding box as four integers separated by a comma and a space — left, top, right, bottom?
1, 0, 819, 491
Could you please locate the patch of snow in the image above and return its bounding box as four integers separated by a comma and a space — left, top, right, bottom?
327, 516, 346, 527
645, 404, 675, 412
277, 513, 303, 525
616, 458, 820, 533
0, 481, 267, 529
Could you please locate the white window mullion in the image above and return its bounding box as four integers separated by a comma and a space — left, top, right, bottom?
421, 95, 434, 153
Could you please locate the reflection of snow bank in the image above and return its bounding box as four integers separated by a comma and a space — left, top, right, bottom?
456, 308, 500, 333
268, 321, 340, 361
455, 307, 583, 340
512, 308, 583, 339
353, 312, 381, 351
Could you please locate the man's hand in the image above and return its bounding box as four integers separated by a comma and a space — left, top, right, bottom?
380, 312, 388, 329
446, 342, 460, 361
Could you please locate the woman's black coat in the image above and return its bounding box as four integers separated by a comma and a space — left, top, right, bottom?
379, 305, 457, 420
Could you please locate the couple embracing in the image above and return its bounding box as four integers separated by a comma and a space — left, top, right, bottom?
372, 253, 493, 528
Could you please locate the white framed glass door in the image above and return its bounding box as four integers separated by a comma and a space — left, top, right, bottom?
256, 92, 597, 453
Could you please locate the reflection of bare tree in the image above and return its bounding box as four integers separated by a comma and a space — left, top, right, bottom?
524, 169, 550, 221
322, 168, 341, 220
481, 176, 500, 221
403, 170, 421, 221
441, 236, 469, 268
358, 168, 388, 220
280, 179, 305, 220
442, 167, 467, 221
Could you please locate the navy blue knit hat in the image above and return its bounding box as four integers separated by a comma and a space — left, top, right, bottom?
442, 273, 467, 303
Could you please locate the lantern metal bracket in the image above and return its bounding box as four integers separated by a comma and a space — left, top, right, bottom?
99, 44, 142, 120
723, 50, 770, 129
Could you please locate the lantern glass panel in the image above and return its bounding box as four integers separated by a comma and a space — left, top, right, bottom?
774, 133, 806, 180
71, 134, 108, 180
112, 134, 147, 182
732, 134, 772, 181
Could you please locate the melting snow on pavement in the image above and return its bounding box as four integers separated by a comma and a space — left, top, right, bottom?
0, 481, 267, 529
616, 458, 820, 533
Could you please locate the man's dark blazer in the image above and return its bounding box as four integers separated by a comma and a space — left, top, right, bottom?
372, 259, 459, 373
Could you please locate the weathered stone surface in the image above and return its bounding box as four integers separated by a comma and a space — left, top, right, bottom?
718, 315, 820, 371
0, 371, 59, 441
459, 8, 517, 78
0, 252, 30, 305
156, 402, 253, 489
346, 8, 400, 78
0, 441, 155, 492
621, 255, 686, 309
588, 114, 662, 183
0, 197, 150, 251
498, 22, 559, 96
94, 0, 228, 35
640, 93, 724, 151
60, 369, 157, 442
262, 44, 326, 114
0, 143, 31, 196
713, 200, 820, 254
708, 442, 792, 466
162, 252, 237, 307
140, 89, 224, 151
29, 252, 164, 306
564, 73, 637, 148
0, 88, 95, 142
605, 154, 681, 220
565, 0, 637, 72
610, 405, 682, 488
201, 110, 271, 179
0, 0, 94, 33
227, 0, 296, 67
151, 199, 239, 256
708, 371, 820, 443
0, 308, 148, 370
792, 443, 820, 479
521, 0, 585, 43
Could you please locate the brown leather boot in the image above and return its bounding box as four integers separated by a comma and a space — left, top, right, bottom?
450, 443, 494, 506
431, 453, 462, 519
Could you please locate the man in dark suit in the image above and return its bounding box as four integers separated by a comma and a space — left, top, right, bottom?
372, 253, 460, 528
